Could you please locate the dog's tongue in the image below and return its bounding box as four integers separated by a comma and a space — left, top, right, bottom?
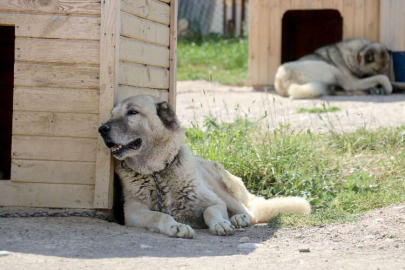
111, 144, 122, 152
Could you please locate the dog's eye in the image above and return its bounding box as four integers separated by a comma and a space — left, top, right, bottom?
127, 110, 139, 116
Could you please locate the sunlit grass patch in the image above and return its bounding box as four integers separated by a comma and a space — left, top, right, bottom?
185, 117, 405, 227
177, 36, 248, 85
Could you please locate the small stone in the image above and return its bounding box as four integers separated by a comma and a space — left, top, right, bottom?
376, 218, 384, 223
356, 244, 364, 248
394, 244, 400, 248
239, 237, 250, 243
364, 235, 377, 240
298, 245, 310, 253
237, 243, 262, 249
140, 244, 152, 249
0, 251, 10, 257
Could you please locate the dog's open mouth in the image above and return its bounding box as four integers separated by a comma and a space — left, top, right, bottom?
106, 138, 142, 155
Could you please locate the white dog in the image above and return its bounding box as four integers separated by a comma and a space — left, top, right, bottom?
99, 95, 311, 238
275, 39, 392, 99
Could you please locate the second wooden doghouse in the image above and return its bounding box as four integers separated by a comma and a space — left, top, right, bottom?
249, 0, 405, 88
0, 0, 178, 210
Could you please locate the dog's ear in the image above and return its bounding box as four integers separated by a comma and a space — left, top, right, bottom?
364, 49, 375, 63
156, 101, 179, 130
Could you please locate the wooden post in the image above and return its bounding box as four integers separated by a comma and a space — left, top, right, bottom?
169, 0, 178, 109
231, 0, 236, 36
94, 0, 120, 209
241, 0, 246, 36
223, 0, 227, 35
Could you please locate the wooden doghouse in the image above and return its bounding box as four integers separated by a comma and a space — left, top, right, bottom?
0, 0, 178, 209
249, 0, 405, 87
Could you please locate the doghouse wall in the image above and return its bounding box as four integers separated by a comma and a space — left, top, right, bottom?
0, 1, 101, 208
0, 0, 178, 209
117, 0, 172, 103
380, 0, 405, 51
249, 0, 380, 87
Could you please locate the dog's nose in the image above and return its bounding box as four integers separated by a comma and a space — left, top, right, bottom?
98, 124, 110, 134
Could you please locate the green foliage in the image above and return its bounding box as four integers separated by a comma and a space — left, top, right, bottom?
298, 106, 341, 114
185, 118, 405, 227
177, 36, 248, 85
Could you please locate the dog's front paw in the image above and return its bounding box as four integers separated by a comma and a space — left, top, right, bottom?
230, 214, 250, 228
169, 224, 195, 239
209, 221, 235, 236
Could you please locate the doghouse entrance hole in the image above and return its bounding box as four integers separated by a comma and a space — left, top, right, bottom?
0, 26, 15, 180
282, 9, 343, 63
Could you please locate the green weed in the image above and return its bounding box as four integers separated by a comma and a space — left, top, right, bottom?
298, 106, 341, 114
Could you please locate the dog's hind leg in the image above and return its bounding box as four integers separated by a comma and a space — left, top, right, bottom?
203, 203, 236, 236
288, 82, 328, 99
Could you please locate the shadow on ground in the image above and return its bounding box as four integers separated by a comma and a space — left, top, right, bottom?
0, 215, 278, 259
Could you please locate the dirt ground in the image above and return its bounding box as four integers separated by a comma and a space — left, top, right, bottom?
176, 81, 405, 132
0, 204, 404, 270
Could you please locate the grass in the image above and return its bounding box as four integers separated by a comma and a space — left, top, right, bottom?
298, 106, 341, 114
185, 117, 405, 227
177, 36, 248, 85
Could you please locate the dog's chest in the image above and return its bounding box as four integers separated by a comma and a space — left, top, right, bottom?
120, 170, 203, 224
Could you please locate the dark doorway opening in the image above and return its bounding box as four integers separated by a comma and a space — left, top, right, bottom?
0, 26, 15, 180
281, 9, 343, 63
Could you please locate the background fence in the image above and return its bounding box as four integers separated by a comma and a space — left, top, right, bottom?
178, 0, 249, 37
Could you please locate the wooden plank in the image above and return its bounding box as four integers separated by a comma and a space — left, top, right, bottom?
353, 0, 365, 38
0, 0, 101, 15
0, 181, 94, 208
120, 11, 170, 46
264, 0, 281, 85
363, 0, 379, 41
14, 62, 99, 89
117, 85, 169, 103
120, 37, 169, 68
0, 13, 100, 40
380, 0, 405, 51
248, 0, 260, 86
119, 61, 169, 89
16, 38, 100, 65
95, 0, 120, 209
13, 87, 99, 114
342, 0, 355, 39
11, 160, 95, 185
121, 0, 170, 25
168, 0, 177, 108
13, 112, 98, 138
12, 136, 97, 162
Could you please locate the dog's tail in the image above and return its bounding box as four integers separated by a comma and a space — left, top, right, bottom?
287, 82, 327, 99
211, 161, 311, 224
247, 194, 311, 224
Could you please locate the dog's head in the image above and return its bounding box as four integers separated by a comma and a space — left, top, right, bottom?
98, 95, 183, 173
358, 42, 390, 77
